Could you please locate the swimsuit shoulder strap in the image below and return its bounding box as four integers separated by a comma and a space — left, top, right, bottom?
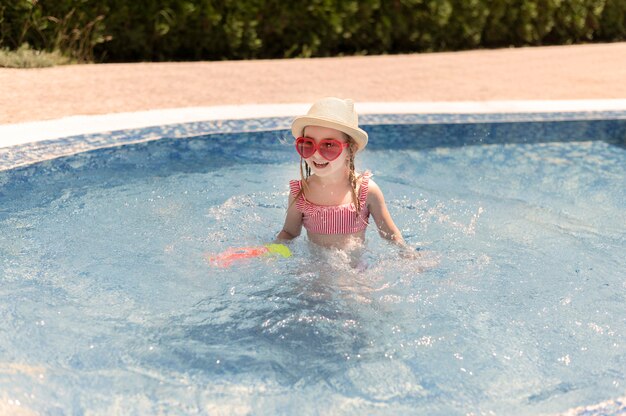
289, 179, 307, 212
289, 179, 302, 198
358, 171, 371, 204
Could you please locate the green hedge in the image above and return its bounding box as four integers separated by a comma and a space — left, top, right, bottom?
1, 0, 624, 63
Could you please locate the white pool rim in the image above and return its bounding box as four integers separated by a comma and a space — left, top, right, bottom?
2, 99, 626, 149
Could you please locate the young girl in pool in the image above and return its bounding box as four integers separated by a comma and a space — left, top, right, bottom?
208, 97, 425, 267
277, 97, 410, 252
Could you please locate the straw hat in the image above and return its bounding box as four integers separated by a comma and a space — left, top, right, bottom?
291, 97, 368, 151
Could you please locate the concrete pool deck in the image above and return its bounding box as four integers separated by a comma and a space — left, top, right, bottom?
1, 42, 626, 127
1, 42, 626, 151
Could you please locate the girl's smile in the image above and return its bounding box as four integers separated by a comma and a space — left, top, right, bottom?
311, 160, 329, 169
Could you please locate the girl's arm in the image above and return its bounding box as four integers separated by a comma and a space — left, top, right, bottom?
277, 192, 303, 241
368, 179, 439, 266
366, 179, 406, 246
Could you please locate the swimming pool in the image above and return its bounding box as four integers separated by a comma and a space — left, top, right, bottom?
1, 107, 625, 414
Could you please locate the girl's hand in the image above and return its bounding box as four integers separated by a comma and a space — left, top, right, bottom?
399, 246, 440, 269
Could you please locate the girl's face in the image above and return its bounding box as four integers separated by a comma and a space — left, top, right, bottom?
301, 125, 350, 178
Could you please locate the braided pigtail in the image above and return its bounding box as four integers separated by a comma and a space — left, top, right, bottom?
299, 158, 311, 195
347, 139, 361, 218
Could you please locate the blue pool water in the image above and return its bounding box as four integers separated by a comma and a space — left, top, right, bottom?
1, 117, 625, 414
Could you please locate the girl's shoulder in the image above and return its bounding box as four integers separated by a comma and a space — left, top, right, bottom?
364, 176, 385, 202
300, 174, 324, 189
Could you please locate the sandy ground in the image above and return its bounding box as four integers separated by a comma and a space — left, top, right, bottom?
1, 42, 626, 125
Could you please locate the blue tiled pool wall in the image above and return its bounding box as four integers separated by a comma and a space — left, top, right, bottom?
0, 130, 298, 211
364, 119, 626, 150
1, 111, 625, 172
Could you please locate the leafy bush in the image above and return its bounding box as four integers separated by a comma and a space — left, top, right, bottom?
0, 0, 109, 62
0, 0, 624, 63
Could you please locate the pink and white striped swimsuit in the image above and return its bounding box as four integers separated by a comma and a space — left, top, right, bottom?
290, 172, 371, 235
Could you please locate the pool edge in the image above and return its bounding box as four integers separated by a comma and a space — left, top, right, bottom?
1, 99, 626, 172
3, 99, 626, 149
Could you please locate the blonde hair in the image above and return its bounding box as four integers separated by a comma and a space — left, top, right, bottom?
292, 133, 362, 218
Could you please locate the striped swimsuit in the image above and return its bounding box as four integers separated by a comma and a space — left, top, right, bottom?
290, 172, 371, 235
